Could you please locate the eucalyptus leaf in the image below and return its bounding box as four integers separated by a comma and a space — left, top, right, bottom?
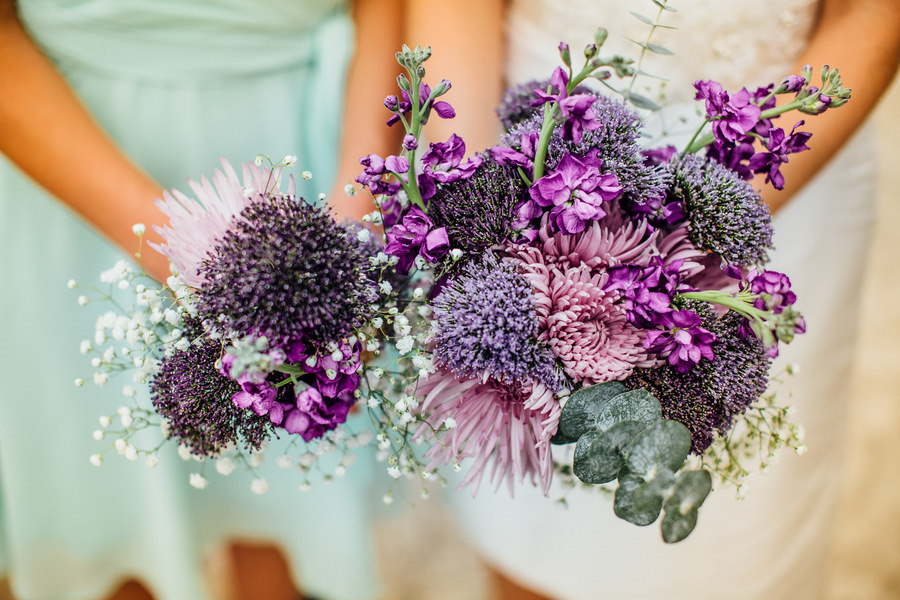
634, 69, 670, 81
630, 11, 655, 25
625, 420, 692, 477
651, 0, 677, 11
632, 469, 676, 513
661, 508, 698, 543
573, 420, 647, 484
646, 42, 674, 55
558, 381, 625, 440
614, 472, 662, 526
626, 92, 662, 111
595, 388, 662, 432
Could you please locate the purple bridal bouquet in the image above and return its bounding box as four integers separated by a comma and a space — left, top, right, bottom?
76, 23, 848, 541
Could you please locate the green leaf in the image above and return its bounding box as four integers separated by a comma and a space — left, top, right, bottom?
660, 470, 712, 542
646, 42, 674, 55
558, 381, 626, 440
661, 508, 698, 543
632, 469, 676, 513
630, 11, 655, 25
614, 472, 662, 526
651, 0, 677, 11
625, 420, 692, 478
573, 420, 647, 484
626, 92, 662, 111
595, 389, 662, 432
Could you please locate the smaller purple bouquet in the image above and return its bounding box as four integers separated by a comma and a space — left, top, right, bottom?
351, 32, 846, 541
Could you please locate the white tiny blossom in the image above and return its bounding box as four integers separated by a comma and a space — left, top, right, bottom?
382, 493, 394, 505
93, 372, 109, 386
413, 287, 425, 299
79, 340, 92, 355
102, 347, 116, 363
417, 305, 431, 317
91, 357, 102, 368
443, 417, 457, 430
251, 478, 270, 494
247, 452, 265, 468
395, 336, 414, 354
387, 466, 402, 479
122, 385, 137, 398
114, 439, 127, 454
298, 453, 316, 468
132, 223, 146, 236
334, 465, 347, 478
118, 406, 131, 417
78, 295, 89, 306
453, 462, 462, 472
276, 455, 294, 469
92, 429, 105, 441
99, 415, 112, 428
379, 281, 392, 295
177, 445, 192, 461
371, 317, 384, 329
420, 488, 430, 499
189, 473, 209, 489
242, 186, 255, 199
301, 170, 313, 180
124, 445, 138, 461
367, 396, 380, 409
67, 279, 78, 289
90, 454, 103, 467
450, 248, 463, 261
344, 183, 357, 196
120, 414, 134, 428
74, 378, 85, 387
145, 455, 159, 469
795, 444, 808, 455
366, 341, 379, 352
111, 326, 125, 340
216, 457, 236, 476
117, 280, 130, 291
356, 228, 371, 243
299, 481, 312, 491
174, 338, 190, 351
160, 418, 171, 438
394, 398, 408, 413
254, 155, 264, 166
399, 412, 415, 425
786, 363, 801, 375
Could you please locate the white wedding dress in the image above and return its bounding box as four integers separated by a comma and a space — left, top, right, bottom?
445, 1, 877, 599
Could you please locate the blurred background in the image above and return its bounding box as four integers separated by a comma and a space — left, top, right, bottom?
373, 72, 900, 600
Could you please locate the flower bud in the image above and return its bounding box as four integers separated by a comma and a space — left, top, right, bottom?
558, 42, 571, 66
396, 74, 411, 92
384, 95, 399, 111
584, 43, 598, 60
594, 27, 609, 47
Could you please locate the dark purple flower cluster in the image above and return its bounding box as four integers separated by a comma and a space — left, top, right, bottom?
150, 334, 273, 456
384, 206, 449, 274
428, 157, 526, 253
668, 153, 773, 266
431, 251, 564, 391
625, 302, 771, 454
197, 196, 378, 346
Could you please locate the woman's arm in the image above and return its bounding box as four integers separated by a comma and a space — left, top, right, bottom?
762, 0, 900, 212
329, 0, 405, 221
0, 0, 168, 279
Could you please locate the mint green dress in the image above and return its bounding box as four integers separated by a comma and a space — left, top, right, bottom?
0, 1, 378, 598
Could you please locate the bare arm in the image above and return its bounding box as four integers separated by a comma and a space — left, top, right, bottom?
403, 0, 506, 153
762, 0, 900, 212
0, 0, 168, 279
329, 0, 405, 221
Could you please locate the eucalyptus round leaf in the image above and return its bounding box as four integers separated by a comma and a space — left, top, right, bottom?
614, 472, 662, 526
661, 508, 699, 543
664, 469, 713, 515
575, 420, 648, 484
632, 469, 676, 513
595, 389, 662, 432
625, 420, 692, 478
558, 381, 626, 440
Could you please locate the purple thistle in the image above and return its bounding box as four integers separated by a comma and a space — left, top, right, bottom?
197, 196, 377, 345
626, 303, 771, 454
431, 251, 565, 391
668, 152, 773, 266
150, 327, 273, 456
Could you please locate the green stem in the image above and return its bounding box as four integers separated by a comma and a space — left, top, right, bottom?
627, 0, 668, 99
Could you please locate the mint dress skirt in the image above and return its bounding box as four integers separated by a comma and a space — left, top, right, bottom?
0, 1, 378, 598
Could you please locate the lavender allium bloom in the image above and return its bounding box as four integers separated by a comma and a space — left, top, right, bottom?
530, 153, 621, 234
431, 252, 563, 391
197, 196, 377, 345
429, 157, 527, 253
693, 80, 761, 144
644, 309, 717, 373
626, 302, 771, 453
151, 330, 273, 456
668, 153, 773, 266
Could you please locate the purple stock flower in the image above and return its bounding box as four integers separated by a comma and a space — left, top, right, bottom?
529, 153, 622, 234
641, 145, 678, 166
420, 134, 483, 189
384, 206, 449, 273
605, 257, 684, 327
747, 268, 797, 313
694, 80, 761, 144
747, 121, 812, 190
387, 82, 456, 127
644, 309, 716, 373
356, 154, 402, 196
282, 386, 354, 442
402, 134, 418, 151
533, 67, 601, 144
777, 74, 807, 94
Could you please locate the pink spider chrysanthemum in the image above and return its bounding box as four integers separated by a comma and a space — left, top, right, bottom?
150, 159, 295, 288
416, 369, 560, 496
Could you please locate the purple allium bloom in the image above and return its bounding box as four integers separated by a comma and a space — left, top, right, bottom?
532, 67, 602, 144
529, 153, 621, 234
644, 309, 716, 373
429, 157, 528, 253
694, 80, 762, 144
626, 302, 771, 453
150, 326, 273, 456
421, 134, 483, 185
668, 152, 773, 266
747, 121, 812, 190
384, 206, 449, 273
197, 196, 377, 345
496, 78, 594, 130
431, 251, 564, 391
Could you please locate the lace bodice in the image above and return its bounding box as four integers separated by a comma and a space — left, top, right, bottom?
507, 0, 820, 103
